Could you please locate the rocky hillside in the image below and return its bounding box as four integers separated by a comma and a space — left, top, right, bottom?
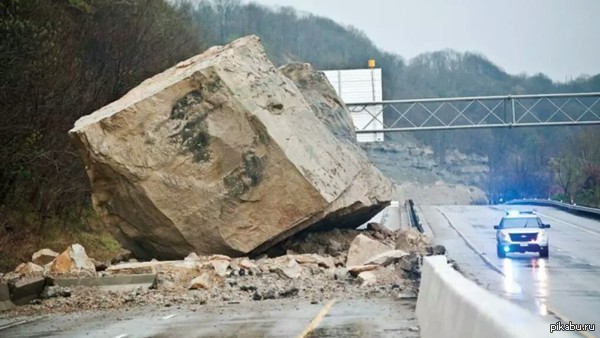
360, 140, 490, 205
362, 142, 489, 187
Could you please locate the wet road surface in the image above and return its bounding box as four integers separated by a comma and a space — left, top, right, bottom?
0, 298, 419, 338
420, 204, 600, 338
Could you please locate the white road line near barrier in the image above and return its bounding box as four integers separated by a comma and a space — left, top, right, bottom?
536, 212, 600, 237
416, 256, 579, 338
494, 204, 600, 236
436, 208, 510, 276
429, 207, 593, 338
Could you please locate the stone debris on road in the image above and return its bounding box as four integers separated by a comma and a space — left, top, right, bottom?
0, 224, 445, 317
0, 37, 444, 321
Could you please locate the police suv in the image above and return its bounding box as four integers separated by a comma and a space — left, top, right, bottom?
494, 210, 551, 258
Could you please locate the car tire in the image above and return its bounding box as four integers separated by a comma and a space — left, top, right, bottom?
497, 244, 506, 258
539, 246, 549, 258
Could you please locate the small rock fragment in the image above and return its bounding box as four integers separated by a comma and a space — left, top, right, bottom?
31, 249, 59, 266
347, 264, 379, 276
15, 262, 44, 275
395, 228, 430, 253
210, 259, 230, 277
364, 250, 408, 266
272, 257, 302, 279
333, 267, 349, 281
240, 285, 257, 292
91, 259, 108, 271
346, 234, 394, 266
398, 253, 421, 274
357, 271, 377, 286
188, 272, 214, 290
41, 286, 71, 299
253, 287, 277, 301
208, 254, 231, 262
110, 249, 134, 264
184, 253, 200, 262
432, 244, 446, 255
50, 244, 96, 275
279, 287, 299, 298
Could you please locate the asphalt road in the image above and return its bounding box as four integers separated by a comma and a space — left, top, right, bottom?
0, 298, 419, 338
420, 204, 600, 338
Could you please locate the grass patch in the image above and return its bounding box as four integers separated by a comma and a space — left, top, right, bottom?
0, 207, 123, 272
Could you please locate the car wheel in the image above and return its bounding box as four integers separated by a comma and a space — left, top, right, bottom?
539, 246, 549, 258
497, 245, 506, 258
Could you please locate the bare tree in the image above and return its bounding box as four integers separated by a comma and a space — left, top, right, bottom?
213, 0, 240, 42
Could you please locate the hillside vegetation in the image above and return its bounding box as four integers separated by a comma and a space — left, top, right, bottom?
0, 0, 204, 269
189, 0, 600, 205
0, 0, 598, 269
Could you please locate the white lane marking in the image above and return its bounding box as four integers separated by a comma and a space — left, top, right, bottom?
435, 208, 522, 294
442, 207, 596, 338
537, 212, 600, 237
0, 320, 28, 331
0, 316, 48, 331
162, 314, 176, 320
113, 334, 128, 338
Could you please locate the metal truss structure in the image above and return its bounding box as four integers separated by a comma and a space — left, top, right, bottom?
346, 92, 600, 133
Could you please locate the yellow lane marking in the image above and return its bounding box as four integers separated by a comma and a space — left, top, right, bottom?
296, 299, 336, 338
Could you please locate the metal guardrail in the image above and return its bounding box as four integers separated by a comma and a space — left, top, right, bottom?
504, 199, 600, 218
406, 199, 424, 233
347, 92, 600, 132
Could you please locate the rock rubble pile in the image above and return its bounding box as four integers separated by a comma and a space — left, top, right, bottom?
1, 224, 441, 316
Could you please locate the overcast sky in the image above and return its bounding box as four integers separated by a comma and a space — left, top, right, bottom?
249, 0, 600, 82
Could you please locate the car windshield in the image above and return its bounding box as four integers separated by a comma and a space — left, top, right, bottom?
500, 217, 541, 229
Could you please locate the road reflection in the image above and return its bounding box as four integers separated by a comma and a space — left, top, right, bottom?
501, 257, 550, 315
531, 258, 549, 315
502, 259, 523, 295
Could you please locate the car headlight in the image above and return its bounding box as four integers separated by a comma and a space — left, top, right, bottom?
499, 232, 510, 242
538, 230, 546, 239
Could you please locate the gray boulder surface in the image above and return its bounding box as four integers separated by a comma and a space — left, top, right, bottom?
70, 35, 392, 259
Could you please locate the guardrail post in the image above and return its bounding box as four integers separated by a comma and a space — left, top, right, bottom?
406, 199, 424, 233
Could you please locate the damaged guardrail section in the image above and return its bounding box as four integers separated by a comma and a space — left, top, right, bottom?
416, 256, 578, 338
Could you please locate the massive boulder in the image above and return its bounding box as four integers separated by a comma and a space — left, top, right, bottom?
69, 35, 392, 259
279, 63, 356, 143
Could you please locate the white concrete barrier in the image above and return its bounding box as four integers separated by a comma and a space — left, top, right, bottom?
416, 256, 578, 338
0, 283, 15, 312
358, 200, 402, 231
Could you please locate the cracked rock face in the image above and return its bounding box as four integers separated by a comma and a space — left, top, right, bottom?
69, 35, 392, 259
